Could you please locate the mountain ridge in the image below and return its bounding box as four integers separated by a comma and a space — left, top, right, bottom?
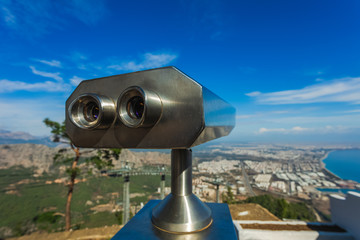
0, 143, 171, 175
0, 129, 57, 146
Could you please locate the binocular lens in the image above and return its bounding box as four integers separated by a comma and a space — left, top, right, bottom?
69, 94, 115, 129
84, 101, 100, 122
127, 96, 144, 119
118, 86, 162, 128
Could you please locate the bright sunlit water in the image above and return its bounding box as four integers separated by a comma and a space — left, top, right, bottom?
323, 149, 360, 183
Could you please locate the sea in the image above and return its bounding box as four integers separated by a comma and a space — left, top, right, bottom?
323, 149, 360, 183
317, 188, 360, 194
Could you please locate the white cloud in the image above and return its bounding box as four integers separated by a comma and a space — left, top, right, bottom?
292, 126, 309, 132
36, 59, 62, 68
247, 77, 360, 104
0, 79, 69, 93
71, 52, 88, 61
236, 114, 255, 119
70, 76, 84, 86
2, 7, 16, 26
271, 110, 289, 114
1, 0, 107, 36
64, 0, 108, 25
0, 98, 65, 136
246, 91, 261, 97
236, 110, 290, 120
266, 114, 360, 126
258, 127, 286, 134
257, 125, 350, 135
344, 109, 360, 113
30, 66, 63, 82
108, 53, 177, 71
257, 127, 309, 134
1, 1, 58, 35
305, 70, 325, 76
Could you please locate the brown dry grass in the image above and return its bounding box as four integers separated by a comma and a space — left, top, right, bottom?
7, 225, 122, 240
229, 203, 280, 221
240, 223, 346, 232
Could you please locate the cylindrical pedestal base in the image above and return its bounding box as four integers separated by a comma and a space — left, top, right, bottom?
151, 149, 212, 233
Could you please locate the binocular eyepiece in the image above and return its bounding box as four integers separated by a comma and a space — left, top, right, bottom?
69, 86, 162, 130
69, 94, 115, 129
118, 87, 162, 128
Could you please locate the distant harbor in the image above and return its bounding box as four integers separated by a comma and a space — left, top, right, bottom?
322, 149, 360, 183
317, 188, 360, 195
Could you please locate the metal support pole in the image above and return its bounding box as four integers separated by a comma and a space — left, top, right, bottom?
151, 149, 212, 233
160, 174, 165, 200
171, 149, 193, 196
216, 184, 220, 203
123, 175, 130, 224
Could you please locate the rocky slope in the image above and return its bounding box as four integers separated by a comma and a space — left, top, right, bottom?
0, 144, 58, 174
0, 144, 170, 174
114, 150, 170, 168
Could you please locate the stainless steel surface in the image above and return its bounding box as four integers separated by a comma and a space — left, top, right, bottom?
111, 200, 238, 240
123, 176, 130, 224
151, 193, 213, 233
171, 149, 192, 196
192, 87, 236, 146
69, 93, 116, 129
151, 149, 212, 233
118, 86, 162, 128
66, 66, 236, 149
160, 174, 165, 200
203, 180, 222, 203
66, 67, 237, 236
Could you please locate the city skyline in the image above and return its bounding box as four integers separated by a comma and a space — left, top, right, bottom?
0, 0, 359, 144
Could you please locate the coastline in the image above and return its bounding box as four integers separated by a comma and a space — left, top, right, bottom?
320, 150, 342, 181
319, 151, 331, 168
320, 149, 360, 183
322, 167, 342, 181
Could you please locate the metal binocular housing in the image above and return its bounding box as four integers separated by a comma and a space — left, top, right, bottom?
66, 67, 237, 237
66, 66, 238, 237
66, 66, 235, 149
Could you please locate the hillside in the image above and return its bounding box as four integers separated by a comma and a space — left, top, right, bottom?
0, 144, 171, 238
0, 144, 170, 175
7, 225, 121, 240
0, 165, 171, 238
0, 144, 58, 174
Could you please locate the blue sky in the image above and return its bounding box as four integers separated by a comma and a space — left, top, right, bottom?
1, 0, 360, 144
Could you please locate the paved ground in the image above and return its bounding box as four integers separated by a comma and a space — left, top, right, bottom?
240, 161, 256, 197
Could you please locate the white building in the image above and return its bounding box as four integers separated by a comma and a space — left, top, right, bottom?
330, 191, 360, 240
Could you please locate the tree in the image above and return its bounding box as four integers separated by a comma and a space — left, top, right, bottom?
43, 118, 121, 231
222, 186, 235, 204
243, 194, 316, 221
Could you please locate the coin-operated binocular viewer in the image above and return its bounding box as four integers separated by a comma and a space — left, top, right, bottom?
66, 67, 237, 240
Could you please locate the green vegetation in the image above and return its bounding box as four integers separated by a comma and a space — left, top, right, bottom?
242, 194, 316, 221
222, 186, 235, 204
43, 118, 122, 231
0, 166, 170, 238
33, 211, 62, 231
80, 212, 119, 229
